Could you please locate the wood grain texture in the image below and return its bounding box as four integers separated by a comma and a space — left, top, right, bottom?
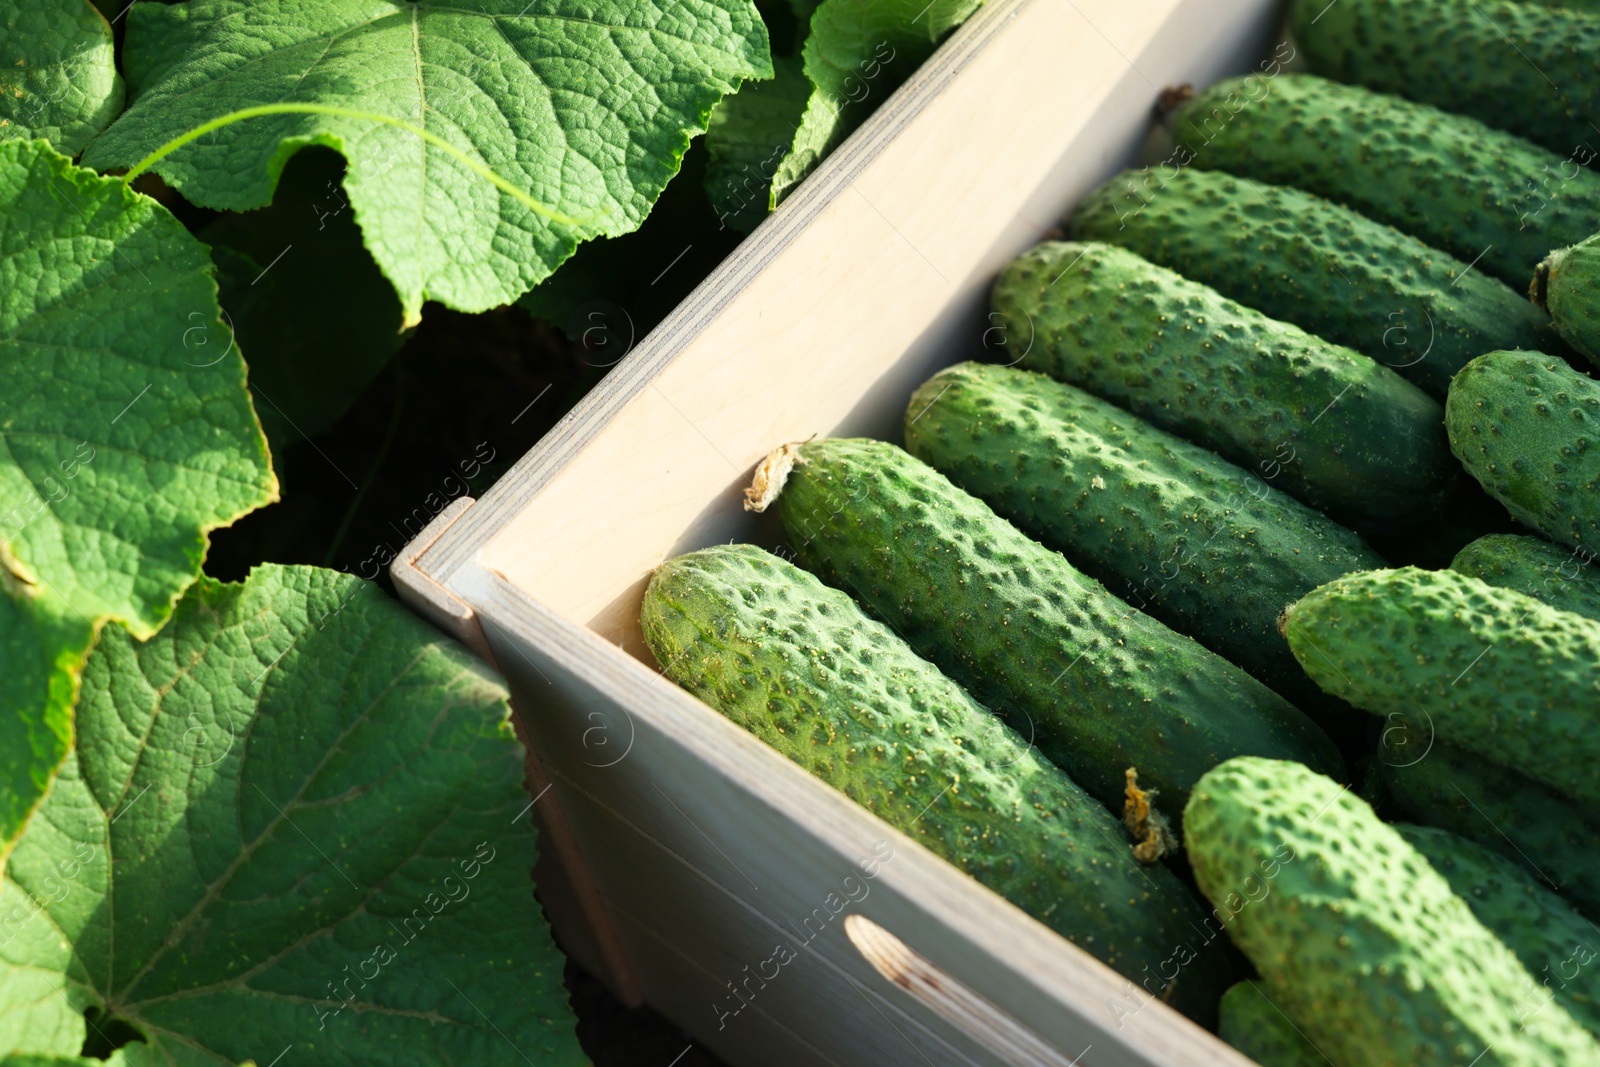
398, 0, 1287, 1061
845, 915, 1091, 1067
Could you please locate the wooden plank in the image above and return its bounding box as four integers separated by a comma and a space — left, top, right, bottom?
391, 495, 491, 661
554, 784, 995, 1067
475, 572, 1257, 1067
844, 915, 1096, 1067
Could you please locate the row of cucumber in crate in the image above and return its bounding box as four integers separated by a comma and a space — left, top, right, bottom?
646, 1, 1600, 1061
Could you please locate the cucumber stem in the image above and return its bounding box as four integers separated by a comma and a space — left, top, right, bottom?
1531, 253, 1556, 311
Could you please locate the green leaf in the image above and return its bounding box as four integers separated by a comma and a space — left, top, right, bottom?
518, 139, 743, 347
0, 134, 277, 866
704, 54, 808, 232
0, 139, 276, 637
3, 1055, 138, 1067
769, 0, 983, 205
202, 148, 409, 449
0, 589, 92, 867
0, 1, 124, 156
0, 564, 583, 1066
83, 0, 773, 327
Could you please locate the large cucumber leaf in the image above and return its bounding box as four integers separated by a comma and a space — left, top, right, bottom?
0, 139, 275, 858
768, 0, 982, 207
84, 0, 773, 327
0, 565, 582, 1066
0, 1, 124, 155
0, 139, 276, 636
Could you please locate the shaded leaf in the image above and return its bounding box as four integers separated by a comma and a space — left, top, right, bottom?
202, 148, 408, 449
0, 590, 92, 866
770, 0, 982, 205
0, 1, 124, 155
84, 0, 773, 326
0, 138, 276, 637
518, 139, 745, 353
0, 564, 582, 1066
703, 54, 807, 233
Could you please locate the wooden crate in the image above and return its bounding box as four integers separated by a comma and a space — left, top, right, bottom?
395, 0, 1288, 1062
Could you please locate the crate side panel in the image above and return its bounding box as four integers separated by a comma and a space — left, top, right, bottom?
554, 783, 1000, 1067
475, 575, 1254, 1067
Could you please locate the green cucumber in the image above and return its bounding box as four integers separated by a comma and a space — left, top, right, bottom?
1397, 823, 1600, 1038
1218, 982, 1323, 1067
1452, 533, 1600, 621
1446, 350, 1600, 553
1185, 757, 1600, 1066
1535, 233, 1600, 368
902, 361, 1382, 708
1173, 74, 1600, 287
772, 437, 1343, 823
1283, 566, 1600, 808
992, 240, 1453, 525
1069, 167, 1556, 397
1378, 722, 1600, 918
640, 543, 1233, 1021
1292, 0, 1600, 160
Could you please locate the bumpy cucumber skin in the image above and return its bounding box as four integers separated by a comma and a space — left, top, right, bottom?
1293, 0, 1600, 161
1185, 757, 1600, 1066
775, 437, 1343, 822
641, 543, 1233, 1020
1069, 167, 1556, 398
1379, 724, 1600, 919
1397, 823, 1600, 1038
1174, 74, 1600, 287
992, 241, 1453, 525
1452, 533, 1600, 621
903, 361, 1382, 708
1446, 350, 1600, 553
1218, 983, 1323, 1067
1537, 234, 1600, 368
1284, 566, 1600, 808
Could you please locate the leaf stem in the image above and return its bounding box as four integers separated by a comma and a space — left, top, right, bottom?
120, 103, 590, 227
